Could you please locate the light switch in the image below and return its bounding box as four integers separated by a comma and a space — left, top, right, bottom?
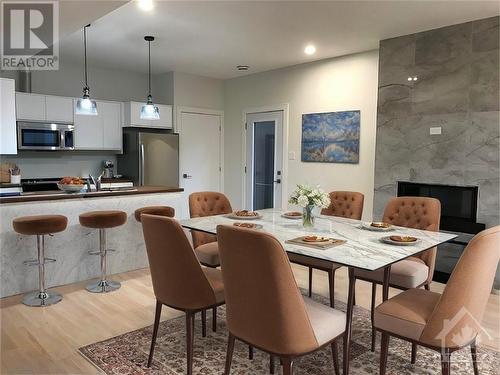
288, 151, 296, 160
430, 127, 442, 135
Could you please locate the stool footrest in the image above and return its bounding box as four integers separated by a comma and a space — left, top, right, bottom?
23, 258, 56, 266
88, 249, 117, 255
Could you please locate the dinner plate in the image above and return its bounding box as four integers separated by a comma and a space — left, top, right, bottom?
380, 235, 421, 246
233, 223, 263, 229
281, 212, 302, 220
226, 212, 263, 220
360, 222, 394, 232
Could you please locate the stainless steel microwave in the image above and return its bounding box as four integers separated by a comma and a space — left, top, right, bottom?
17, 122, 74, 150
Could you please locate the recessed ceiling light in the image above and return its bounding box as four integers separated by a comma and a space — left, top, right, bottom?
138, 0, 154, 11
236, 65, 249, 71
304, 45, 316, 55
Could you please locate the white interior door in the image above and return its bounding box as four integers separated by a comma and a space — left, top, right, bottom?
245, 111, 283, 210
179, 111, 222, 218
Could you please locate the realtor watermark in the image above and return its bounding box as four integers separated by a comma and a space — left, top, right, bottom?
1, 0, 59, 70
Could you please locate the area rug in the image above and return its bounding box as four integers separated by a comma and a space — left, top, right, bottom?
79, 292, 499, 374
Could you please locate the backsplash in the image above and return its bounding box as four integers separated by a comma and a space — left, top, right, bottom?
1, 152, 116, 179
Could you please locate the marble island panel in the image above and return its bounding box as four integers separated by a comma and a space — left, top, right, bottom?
0, 190, 184, 298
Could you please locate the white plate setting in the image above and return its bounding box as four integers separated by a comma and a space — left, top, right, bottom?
226, 212, 263, 220
360, 222, 394, 232
380, 235, 421, 246
281, 212, 302, 220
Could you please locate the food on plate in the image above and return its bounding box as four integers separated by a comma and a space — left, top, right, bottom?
59, 176, 85, 185
284, 211, 302, 217
389, 235, 417, 243
371, 222, 391, 228
234, 210, 259, 217
233, 222, 258, 229
303, 235, 330, 243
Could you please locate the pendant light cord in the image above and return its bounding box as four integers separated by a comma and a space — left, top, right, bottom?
148, 39, 151, 96
83, 24, 90, 89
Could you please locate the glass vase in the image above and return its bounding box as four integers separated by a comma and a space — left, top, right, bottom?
302, 205, 315, 228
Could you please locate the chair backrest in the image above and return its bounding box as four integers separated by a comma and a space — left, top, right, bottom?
141, 214, 217, 310
216, 225, 319, 355
420, 226, 500, 348
321, 191, 364, 220
383, 196, 441, 282
189, 192, 233, 248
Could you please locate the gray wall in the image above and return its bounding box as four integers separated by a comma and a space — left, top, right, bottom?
374, 16, 499, 228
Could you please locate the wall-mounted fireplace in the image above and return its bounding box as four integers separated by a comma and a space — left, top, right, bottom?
397, 181, 485, 234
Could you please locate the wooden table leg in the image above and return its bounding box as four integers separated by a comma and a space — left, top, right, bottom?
382, 266, 391, 301
343, 267, 356, 375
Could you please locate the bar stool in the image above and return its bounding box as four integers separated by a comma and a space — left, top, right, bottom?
13, 214, 68, 307
134, 206, 175, 222
79, 210, 127, 293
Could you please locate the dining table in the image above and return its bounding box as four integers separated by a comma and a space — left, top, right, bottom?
179, 208, 457, 374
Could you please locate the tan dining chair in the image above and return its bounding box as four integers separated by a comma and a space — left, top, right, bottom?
189, 192, 233, 268
288, 191, 364, 307
375, 226, 500, 375
217, 225, 346, 375
141, 214, 225, 375
355, 196, 441, 352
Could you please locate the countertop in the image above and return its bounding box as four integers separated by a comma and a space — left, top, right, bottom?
0, 186, 184, 204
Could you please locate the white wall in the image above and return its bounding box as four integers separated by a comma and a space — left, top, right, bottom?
224, 50, 379, 220
173, 71, 224, 110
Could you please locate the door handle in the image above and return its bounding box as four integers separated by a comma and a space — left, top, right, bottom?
183, 173, 193, 179
274, 179, 281, 184
140, 144, 145, 186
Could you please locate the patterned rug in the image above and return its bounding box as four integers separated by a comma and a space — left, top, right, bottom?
79, 292, 499, 374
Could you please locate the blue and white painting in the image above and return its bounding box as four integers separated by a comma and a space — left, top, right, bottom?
301, 110, 360, 163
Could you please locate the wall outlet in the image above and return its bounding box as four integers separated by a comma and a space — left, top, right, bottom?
288, 151, 296, 160
430, 126, 442, 135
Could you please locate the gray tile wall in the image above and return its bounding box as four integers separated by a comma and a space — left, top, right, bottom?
374, 16, 499, 229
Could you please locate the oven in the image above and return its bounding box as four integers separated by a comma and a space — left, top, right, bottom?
17, 122, 74, 150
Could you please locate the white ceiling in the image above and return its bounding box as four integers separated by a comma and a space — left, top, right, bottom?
59, 1, 500, 79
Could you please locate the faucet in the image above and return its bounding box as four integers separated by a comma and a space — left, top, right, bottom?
88, 171, 104, 192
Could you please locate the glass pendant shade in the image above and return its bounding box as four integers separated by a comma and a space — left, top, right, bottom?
140, 95, 160, 120
76, 88, 97, 115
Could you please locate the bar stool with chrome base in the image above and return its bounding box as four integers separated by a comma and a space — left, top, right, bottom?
13, 214, 68, 307
79, 210, 127, 293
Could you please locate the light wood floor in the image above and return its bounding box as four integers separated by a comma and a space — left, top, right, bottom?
1, 265, 499, 374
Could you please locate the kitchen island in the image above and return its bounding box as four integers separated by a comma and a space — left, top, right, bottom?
0, 186, 184, 298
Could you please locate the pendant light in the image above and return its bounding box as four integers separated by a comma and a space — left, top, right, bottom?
140, 36, 160, 120
76, 24, 97, 115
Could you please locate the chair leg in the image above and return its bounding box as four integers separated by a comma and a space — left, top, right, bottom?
441, 349, 451, 375
371, 282, 377, 352
380, 332, 390, 375
424, 283, 430, 291
282, 358, 293, 375
308, 267, 313, 297
201, 310, 207, 337
328, 269, 335, 308
186, 312, 195, 375
411, 343, 417, 364
147, 300, 162, 368
224, 334, 235, 375
269, 355, 275, 374
331, 340, 340, 375
471, 339, 479, 375
248, 345, 254, 360
212, 307, 217, 332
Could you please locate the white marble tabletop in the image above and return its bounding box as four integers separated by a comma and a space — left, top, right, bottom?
180, 209, 457, 272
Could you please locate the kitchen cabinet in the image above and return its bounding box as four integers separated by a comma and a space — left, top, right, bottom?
0, 78, 17, 155
74, 99, 122, 151
45, 96, 74, 122
16, 93, 73, 123
123, 101, 172, 129
15, 92, 46, 121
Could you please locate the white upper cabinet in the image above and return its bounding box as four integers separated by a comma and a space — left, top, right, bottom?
15, 92, 46, 121
45, 96, 74, 122
74, 100, 122, 151
0, 78, 17, 155
123, 101, 172, 129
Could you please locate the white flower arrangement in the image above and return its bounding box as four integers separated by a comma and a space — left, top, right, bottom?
288, 184, 331, 209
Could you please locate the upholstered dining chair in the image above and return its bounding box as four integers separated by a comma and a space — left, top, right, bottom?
375, 226, 500, 375
141, 215, 225, 375
288, 191, 364, 307
189, 192, 233, 268
355, 196, 441, 353
217, 225, 346, 375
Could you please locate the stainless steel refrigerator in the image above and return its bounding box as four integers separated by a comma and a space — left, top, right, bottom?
117, 128, 179, 187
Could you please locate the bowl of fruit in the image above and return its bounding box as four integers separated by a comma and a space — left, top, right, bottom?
57, 176, 85, 193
